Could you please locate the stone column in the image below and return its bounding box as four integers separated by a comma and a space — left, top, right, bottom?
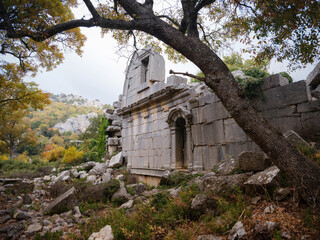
167, 126, 176, 169
186, 125, 193, 171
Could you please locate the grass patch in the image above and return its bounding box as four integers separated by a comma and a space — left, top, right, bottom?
35, 231, 63, 240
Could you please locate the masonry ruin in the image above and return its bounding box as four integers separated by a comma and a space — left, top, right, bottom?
105, 48, 320, 185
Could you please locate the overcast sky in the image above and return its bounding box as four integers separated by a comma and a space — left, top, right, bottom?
28, 21, 317, 105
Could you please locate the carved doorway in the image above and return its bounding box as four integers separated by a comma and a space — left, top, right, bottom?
175, 117, 186, 169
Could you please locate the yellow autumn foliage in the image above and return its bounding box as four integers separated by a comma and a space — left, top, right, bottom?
62, 146, 83, 163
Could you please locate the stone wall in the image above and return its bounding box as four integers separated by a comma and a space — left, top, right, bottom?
113, 48, 320, 178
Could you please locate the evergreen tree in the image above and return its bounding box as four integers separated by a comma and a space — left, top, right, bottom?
97, 117, 109, 160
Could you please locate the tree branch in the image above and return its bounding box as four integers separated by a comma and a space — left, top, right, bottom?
6, 18, 141, 42
169, 69, 206, 82
83, 0, 100, 18
157, 15, 181, 28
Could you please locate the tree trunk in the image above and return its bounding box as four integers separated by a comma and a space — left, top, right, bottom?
137, 16, 320, 209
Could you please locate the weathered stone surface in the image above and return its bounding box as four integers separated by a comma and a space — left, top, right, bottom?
108, 137, 119, 146
306, 62, 320, 89
109, 152, 123, 168
106, 125, 121, 132
311, 85, 320, 99
112, 182, 131, 203
1, 222, 25, 239
252, 80, 310, 111
199, 174, 248, 194
44, 187, 78, 214
261, 74, 289, 91
116, 174, 124, 181
214, 155, 237, 175
83, 161, 96, 171
118, 199, 134, 209
23, 194, 32, 204
111, 120, 122, 127
168, 186, 181, 198
88, 225, 114, 240
88, 163, 109, 175
0, 216, 10, 224
191, 194, 218, 214
102, 173, 111, 183
232, 70, 246, 79
14, 211, 31, 221
228, 221, 247, 240
197, 236, 222, 240
167, 75, 187, 86
25, 223, 42, 236
244, 166, 280, 192
238, 151, 271, 172
105, 108, 115, 114
254, 221, 280, 239
43, 175, 51, 181
54, 112, 98, 134
86, 175, 97, 183
283, 130, 309, 146
133, 183, 147, 195
53, 170, 71, 183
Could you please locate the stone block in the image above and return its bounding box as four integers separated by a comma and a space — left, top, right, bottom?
269, 115, 302, 134
214, 154, 238, 175
203, 120, 225, 145
112, 120, 122, 127
311, 85, 320, 99
224, 118, 247, 143
107, 137, 119, 146
301, 111, 320, 138
105, 108, 115, 114
238, 151, 271, 172
44, 187, 78, 214
261, 105, 297, 119
198, 93, 219, 105
191, 124, 205, 146
193, 146, 207, 171
167, 75, 187, 86
203, 102, 230, 122
118, 94, 123, 101
306, 62, 320, 89
252, 80, 310, 111
261, 74, 289, 91
106, 125, 121, 132
113, 101, 121, 109
109, 152, 123, 168
283, 130, 309, 146
192, 107, 205, 124
188, 98, 199, 109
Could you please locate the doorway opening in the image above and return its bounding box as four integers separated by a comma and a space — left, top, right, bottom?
175, 117, 186, 169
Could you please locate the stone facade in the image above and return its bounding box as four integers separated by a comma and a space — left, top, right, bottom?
107, 47, 320, 182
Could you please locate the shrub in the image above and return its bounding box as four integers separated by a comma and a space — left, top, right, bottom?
62, 146, 83, 163
280, 72, 293, 83
41, 144, 65, 162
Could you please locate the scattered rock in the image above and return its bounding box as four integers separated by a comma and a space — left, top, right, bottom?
199, 174, 248, 194
88, 225, 114, 240
25, 223, 42, 236
23, 194, 32, 204
228, 221, 247, 240
168, 186, 181, 198
254, 221, 280, 239
191, 194, 218, 214
112, 182, 131, 204
238, 151, 271, 172
251, 196, 262, 205
73, 206, 82, 219
83, 161, 96, 171
274, 187, 293, 201
1, 222, 25, 240
264, 205, 276, 214
109, 152, 123, 168
86, 175, 97, 183
43, 176, 51, 181
214, 155, 238, 175
159, 170, 171, 185
0, 215, 10, 224
43, 219, 51, 226
118, 199, 134, 209
44, 187, 78, 215
53, 170, 71, 183
244, 166, 280, 193
197, 236, 222, 240
14, 211, 31, 221
88, 163, 109, 175
102, 173, 112, 183
116, 174, 124, 181
133, 183, 147, 195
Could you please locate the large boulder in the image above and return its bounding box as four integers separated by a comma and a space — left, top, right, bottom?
52, 170, 71, 184
109, 152, 123, 168
88, 163, 109, 175
88, 225, 114, 240
238, 151, 271, 172
198, 174, 248, 194
214, 154, 237, 175
111, 182, 131, 204
191, 194, 218, 214
244, 166, 280, 193
44, 187, 78, 215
